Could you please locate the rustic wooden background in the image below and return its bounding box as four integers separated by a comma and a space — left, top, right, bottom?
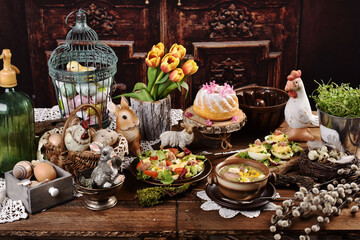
0, 0, 359, 109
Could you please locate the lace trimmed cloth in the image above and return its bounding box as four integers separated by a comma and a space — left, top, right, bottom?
0, 179, 28, 224
196, 190, 278, 218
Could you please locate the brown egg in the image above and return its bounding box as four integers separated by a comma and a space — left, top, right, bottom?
34, 162, 57, 182
29, 180, 39, 187
49, 133, 63, 147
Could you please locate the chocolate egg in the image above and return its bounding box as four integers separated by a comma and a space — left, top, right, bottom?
13, 161, 33, 180
49, 133, 63, 147
34, 162, 57, 182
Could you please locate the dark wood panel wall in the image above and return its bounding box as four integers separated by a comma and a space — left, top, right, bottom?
0, 0, 359, 109
299, 0, 360, 108
0, 0, 33, 99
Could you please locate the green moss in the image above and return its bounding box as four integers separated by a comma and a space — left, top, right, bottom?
136, 183, 190, 207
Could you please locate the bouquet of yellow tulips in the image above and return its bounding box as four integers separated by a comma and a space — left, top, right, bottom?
117, 42, 198, 102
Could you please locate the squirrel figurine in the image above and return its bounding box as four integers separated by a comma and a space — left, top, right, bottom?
108, 97, 141, 156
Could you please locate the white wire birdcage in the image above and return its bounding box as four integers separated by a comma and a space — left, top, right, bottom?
48, 9, 118, 127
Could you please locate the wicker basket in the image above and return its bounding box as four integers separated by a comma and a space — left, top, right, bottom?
42, 104, 128, 174
299, 147, 358, 181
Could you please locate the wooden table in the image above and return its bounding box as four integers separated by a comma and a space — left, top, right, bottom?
1, 123, 360, 240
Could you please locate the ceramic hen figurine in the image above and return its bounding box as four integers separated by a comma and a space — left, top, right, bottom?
91, 146, 124, 188
284, 70, 319, 141
64, 120, 92, 151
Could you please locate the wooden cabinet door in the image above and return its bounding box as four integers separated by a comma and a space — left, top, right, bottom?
163, 0, 300, 108
24, 0, 300, 109
25, 0, 160, 107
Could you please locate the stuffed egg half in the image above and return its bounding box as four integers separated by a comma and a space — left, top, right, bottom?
265, 130, 288, 144
247, 139, 271, 161
270, 141, 293, 159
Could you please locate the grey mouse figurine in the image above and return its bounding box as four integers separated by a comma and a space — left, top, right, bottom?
90, 145, 124, 188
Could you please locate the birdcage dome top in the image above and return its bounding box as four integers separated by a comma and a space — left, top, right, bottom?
48, 9, 118, 83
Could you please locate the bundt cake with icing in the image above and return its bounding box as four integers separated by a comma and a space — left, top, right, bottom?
192, 81, 240, 121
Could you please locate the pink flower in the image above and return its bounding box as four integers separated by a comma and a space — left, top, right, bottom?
202, 81, 218, 94
206, 119, 213, 126
232, 116, 238, 122
219, 83, 235, 97
185, 112, 193, 118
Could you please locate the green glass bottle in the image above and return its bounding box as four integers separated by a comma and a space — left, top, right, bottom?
0, 49, 35, 174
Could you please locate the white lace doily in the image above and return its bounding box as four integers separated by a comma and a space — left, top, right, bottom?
196, 190, 278, 218
0, 179, 28, 224
34, 106, 61, 122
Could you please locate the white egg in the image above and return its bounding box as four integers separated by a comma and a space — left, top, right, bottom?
76, 83, 98, 96
91, 88, 110, 104
264, 135, 274, 144
248, 151, 271, 161
271, 150, 293, 160
96, 77, 113, 88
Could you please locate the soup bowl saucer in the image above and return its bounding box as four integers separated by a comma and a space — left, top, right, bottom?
208, 158, 276, 200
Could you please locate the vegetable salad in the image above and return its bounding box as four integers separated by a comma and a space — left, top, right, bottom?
136, 148, 206, 185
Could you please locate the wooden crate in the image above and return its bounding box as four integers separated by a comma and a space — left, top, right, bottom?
5, 161, 74, 214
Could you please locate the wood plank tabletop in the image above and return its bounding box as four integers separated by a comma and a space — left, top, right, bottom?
1, 122, 360, 239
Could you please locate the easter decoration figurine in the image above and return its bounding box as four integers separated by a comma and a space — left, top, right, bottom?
80, 145, 124, 188
108, 97, 141, 156
284, 70, 319, 141
64, 120, 92, 152
66, 61, 95, 72
160, 123, 195, 150
77, 145, 125, 210
48, 9, 118, 127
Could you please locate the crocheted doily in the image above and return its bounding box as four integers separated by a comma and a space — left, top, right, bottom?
0, 179, 28, 224
196, 190, 278, 218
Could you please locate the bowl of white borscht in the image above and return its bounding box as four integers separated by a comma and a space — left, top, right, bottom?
208, 158, 274, 200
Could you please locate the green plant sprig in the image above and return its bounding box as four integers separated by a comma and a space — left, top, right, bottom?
136, 183, 191, 207
311, 80, 360, 118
